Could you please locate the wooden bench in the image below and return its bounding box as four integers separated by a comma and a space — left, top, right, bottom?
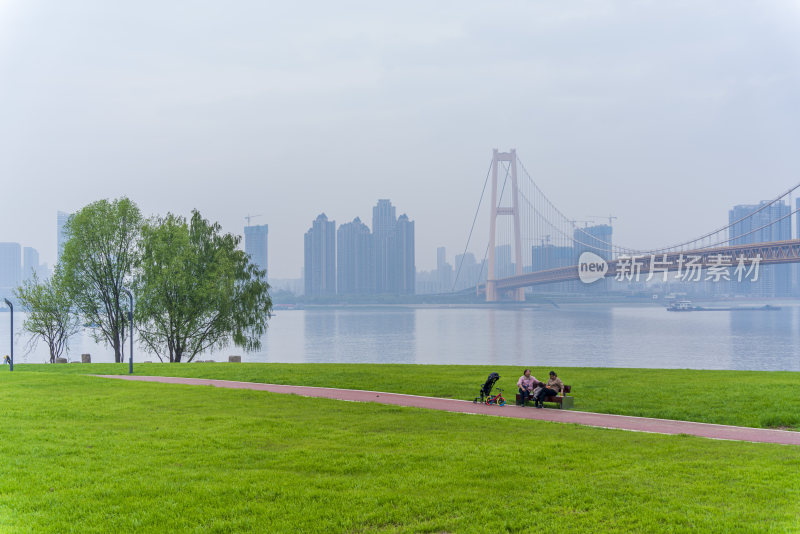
515, 385, 574, 409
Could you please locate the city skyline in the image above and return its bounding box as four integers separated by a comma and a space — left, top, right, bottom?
0, 241, 49, 301
2, 2, 800, 279
304, 200, 415, 296
4, 195, 800, 297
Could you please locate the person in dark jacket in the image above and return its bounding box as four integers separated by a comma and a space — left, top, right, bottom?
533, 371, 564, 408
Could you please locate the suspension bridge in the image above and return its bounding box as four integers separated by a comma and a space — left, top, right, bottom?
456, 149, 800, 302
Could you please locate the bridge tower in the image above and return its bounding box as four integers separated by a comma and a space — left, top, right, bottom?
486, 149, 525, 302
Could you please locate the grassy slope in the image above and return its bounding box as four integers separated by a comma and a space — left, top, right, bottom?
19, 363, 800, 430
0, 370, 798, 533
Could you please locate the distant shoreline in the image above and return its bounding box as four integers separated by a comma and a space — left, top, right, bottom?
276, 297, 800, 311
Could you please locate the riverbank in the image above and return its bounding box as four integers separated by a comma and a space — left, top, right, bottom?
276, 291, 800, 308
19, 363, 800, 430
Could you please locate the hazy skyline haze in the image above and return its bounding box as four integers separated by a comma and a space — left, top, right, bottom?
1, 0, 799, 278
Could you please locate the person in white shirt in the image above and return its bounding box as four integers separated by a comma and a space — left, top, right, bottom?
516, 369, 538, 407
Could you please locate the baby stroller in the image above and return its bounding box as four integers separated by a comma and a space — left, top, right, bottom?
473, 372, 503, 405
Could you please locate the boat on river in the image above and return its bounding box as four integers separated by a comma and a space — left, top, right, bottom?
666, 300, 696, 311
666, 300, 781, 312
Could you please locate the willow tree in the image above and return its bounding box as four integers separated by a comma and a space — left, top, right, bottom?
60, 198, 142, 363
134, 210, 272, 362
14, 269, 80, 363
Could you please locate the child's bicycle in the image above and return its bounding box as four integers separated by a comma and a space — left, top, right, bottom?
484, 388, 505, 406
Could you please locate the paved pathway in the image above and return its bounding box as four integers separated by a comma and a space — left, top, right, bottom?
97, 375, 800, 446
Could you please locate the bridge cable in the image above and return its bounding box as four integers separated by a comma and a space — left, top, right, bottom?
648, 183, 800, 254
516, 156, 633, 256
517, 188, 616, 255
517, 155, 800, 256
689, 205, 800, 253
452, 159, 493, 292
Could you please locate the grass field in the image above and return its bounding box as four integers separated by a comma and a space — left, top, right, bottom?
0, 368, 798, 533
19, 362, 800, 430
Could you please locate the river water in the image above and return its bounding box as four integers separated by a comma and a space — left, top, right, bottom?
3, 304, 799, 371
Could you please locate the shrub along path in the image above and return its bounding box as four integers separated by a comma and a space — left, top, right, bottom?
97, 375, 800, 446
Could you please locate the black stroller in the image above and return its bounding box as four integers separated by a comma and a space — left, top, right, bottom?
473, 372, 504, 405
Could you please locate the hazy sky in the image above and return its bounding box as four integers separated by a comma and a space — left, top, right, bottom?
1, 1, 799, 279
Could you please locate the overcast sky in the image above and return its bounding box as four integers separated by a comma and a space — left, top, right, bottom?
1, 1, 799, 279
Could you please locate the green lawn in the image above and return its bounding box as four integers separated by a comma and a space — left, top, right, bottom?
19, 362, 800, 430
0, 369, 798, 533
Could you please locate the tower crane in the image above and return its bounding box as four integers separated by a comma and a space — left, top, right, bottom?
588, 215, 618, 226
244, 214, 263, 226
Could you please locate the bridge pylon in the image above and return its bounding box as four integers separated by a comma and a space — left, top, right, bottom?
487, 148, 525, 302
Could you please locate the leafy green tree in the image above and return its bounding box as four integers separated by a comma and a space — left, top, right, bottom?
135, 210, 272, 362
14, 269, 81, 363
61, 198, 142, 363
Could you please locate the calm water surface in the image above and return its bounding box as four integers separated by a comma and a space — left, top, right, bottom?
4, 304, 800, 371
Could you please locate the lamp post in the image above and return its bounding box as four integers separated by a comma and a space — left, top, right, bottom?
122, 288, 133, 374
3, 298, 12, 371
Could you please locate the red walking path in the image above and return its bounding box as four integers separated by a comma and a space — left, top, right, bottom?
97, 375, 800, 446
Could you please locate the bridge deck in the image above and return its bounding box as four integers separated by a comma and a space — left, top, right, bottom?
479, 239, 800, 293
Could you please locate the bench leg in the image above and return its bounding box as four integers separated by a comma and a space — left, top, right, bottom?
542, 397, 573, 409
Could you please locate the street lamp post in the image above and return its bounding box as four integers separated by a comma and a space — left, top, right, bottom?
3, 298, 12, 371
122, 288, 133, 374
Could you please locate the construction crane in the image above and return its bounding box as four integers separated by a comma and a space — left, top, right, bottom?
569, 219, 594, 228
244, 214, 263, 226
588, 215, 618, 226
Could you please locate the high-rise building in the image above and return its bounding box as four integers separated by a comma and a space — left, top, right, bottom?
304, 214, 336, 297
396, 214, 415, 294
531, 244, 573, 272
730, 201, 791, 297
797, 198, 800, 242
414, 268, 438, 294
372, 199, 397, 294
573, 224, 612, 292
0, 242, 22, 294
371, 200, 415, 295
530, 244, 573, 293
796, 198, 800, 295
436, 246, 453, 292
57, 211, 70, 261
573, 224, 612, 261
494, 244, 514, 279
337, 217, 374, 295
23, 247, 40, 281
244, 223, 269, 281
453, 252, 487, 291
730, 201, 791, 245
